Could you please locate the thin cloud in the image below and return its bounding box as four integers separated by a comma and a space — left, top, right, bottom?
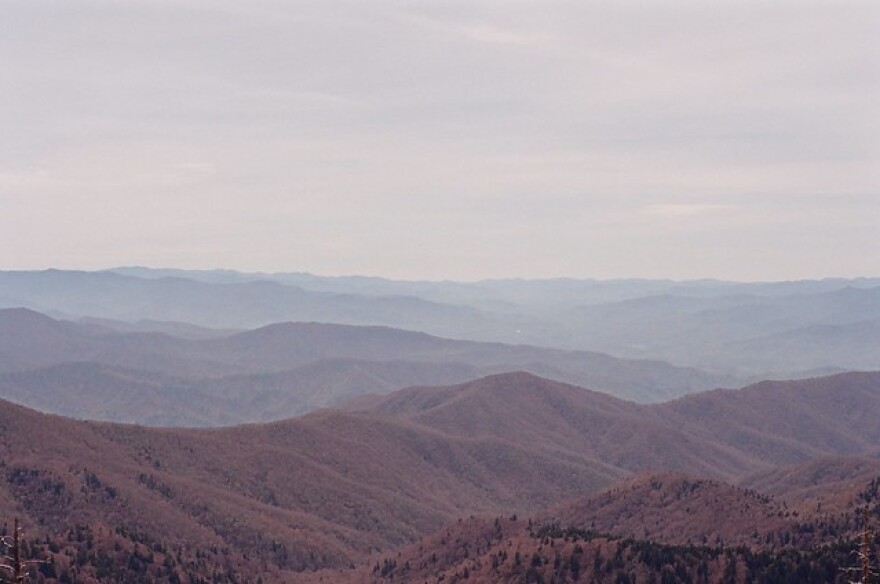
640, 204, 735, 219
407, 15, 560, 49
0, 1, 877, 279
174, 162, 217, 174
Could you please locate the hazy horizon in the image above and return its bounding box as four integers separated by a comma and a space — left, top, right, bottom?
2, 1, 878, 281
4, 264, 880, 286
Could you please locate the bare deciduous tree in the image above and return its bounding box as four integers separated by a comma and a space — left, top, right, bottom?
0, 518, 43, 584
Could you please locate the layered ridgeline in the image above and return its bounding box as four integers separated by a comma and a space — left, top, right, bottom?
2, 371, 880, 582
2, 268, 880, 378
0, 308, 732, 425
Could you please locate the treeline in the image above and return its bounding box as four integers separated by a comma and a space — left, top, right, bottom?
527, 524, 851, 584
363, 519, 866, 584
2, 522, 254, 584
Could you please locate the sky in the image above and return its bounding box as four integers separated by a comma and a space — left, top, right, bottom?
1, 0, 878, 281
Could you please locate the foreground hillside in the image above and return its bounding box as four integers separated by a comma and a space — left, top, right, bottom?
330, 469, 880, 583
1, 371, 880, 582
540, 473, 795, 548
0, 379, 623, 581
329, 515, 854, 584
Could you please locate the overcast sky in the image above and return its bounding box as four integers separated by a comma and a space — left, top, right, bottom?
1, 1, 878, 281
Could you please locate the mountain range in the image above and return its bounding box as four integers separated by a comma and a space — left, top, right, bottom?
2, 370, 880, 582
3, 267, 880, 582
0, 307, 732, 424
2, 268, 880, 378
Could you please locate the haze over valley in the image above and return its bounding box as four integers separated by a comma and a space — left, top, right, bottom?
4, 268, 880, 380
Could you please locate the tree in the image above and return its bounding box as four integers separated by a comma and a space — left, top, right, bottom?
0, 518, 42, 584
0, 518, 25, 583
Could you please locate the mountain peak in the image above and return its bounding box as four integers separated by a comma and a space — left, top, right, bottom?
0, 306, 57, 324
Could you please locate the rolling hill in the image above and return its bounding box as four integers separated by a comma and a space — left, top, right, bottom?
365, 371, 880, 481
540, 473, 794, 548
3, 370, 880, 581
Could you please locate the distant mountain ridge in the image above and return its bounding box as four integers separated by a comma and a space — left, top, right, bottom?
0, 308, 733, 425
3, 268, 879, 378
107, 266, 880, 307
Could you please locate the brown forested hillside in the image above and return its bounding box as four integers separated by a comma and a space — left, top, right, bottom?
1, 370, 880, 582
